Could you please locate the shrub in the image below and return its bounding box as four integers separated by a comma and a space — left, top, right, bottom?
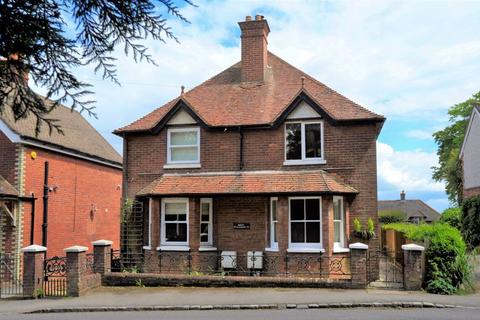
461, 196, 480, 250
378, 210, 406, 224
383, 222, 473, 294
440, 207, 461, 230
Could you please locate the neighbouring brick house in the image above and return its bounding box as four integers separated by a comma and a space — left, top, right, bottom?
460, 104, 480, 199
115, 16, 385, 279
0, 101, 122, 275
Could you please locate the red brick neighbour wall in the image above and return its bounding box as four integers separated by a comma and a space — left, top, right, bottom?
21, 147, 122, 257
464, 186, 480, 198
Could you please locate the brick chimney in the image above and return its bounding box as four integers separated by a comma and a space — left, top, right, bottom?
400, 190, 406, 201
238, 15, 270, 83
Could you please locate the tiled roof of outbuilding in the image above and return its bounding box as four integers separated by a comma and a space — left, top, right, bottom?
116, 52, 384, 134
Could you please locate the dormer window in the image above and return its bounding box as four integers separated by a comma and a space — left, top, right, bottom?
167, 127, 200, 165
284, 120, 325, 165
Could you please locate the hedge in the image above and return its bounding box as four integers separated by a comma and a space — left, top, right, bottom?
378, 210, 406, 224
440, 207, 461, 230
461, 196, 480, 250
383, 222, 473, 294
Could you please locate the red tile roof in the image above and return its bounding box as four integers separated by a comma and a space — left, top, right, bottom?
137, 170, 358, 196
115, 52, 384, 134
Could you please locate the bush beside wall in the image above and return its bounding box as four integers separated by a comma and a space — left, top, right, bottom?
383, 222, 473, 295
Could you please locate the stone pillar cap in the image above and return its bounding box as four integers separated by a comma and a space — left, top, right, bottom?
64, 245, 88, 253
22, 244, 47, 252
349, 242, 369, 250
401, 243, 425, 251
92, 239, 113, 246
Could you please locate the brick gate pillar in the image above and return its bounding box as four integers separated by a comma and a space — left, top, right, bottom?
92, 240, 112, 274
349, 242, 368, 287
402, 243, 425, 290
65, 245, 88, 297
22, 244, 47, 297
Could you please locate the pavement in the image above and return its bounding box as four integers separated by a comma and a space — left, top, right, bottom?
0, 286, 479, 315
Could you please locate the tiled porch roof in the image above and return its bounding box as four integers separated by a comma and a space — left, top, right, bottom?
137, 170, 358, 196
0, 175, 18, 198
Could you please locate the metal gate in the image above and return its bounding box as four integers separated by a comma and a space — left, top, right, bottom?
43, 256, 67, 297
0, 253, 23, 298
369, 250, 404, 288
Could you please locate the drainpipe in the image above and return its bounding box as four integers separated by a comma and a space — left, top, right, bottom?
239, 127, 244, 170
29, 192, 35, 245
42, 161, 49, 248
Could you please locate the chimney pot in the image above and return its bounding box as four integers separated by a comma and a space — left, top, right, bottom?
245, 15, 252, 21
255, 15, 263, 21
400, 190, 406, 201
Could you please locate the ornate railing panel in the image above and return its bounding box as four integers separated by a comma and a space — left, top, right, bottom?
43, 256, 67, 297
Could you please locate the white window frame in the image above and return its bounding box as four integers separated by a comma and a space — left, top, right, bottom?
143, 198, 153, 249
200, 198, 213, 247
269, 197, 279, 250
167, 127, 200, 164
333, 196, 345, 250
284, 120, 325, 165
288, 196, 323, 252
160, 198, 189, 248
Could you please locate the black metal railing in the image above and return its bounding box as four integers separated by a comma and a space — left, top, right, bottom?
43, 256, 67, 297
138, 252, 351, 278
84, 253, 95, 275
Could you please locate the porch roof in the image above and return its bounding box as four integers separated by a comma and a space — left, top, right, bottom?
137, 170, 358, 196
0, 175, 18, 198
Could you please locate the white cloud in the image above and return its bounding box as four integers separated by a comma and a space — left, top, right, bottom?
377, 142, 444, 193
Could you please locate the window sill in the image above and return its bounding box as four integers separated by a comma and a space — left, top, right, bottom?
199, 246, 217, 252
283, 159, 326, 166
265, 247, 279, 252
163, 163, 201, 169
333, 247, 350, 253
142, 246, 152, 250
156, 246, 190, 252
287, 248, 325, 253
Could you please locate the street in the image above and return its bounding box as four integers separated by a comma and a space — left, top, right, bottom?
1, 309, 480, 320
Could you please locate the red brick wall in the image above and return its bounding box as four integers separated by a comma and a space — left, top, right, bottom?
21, 147, 122, 257
125, 121, 380, 252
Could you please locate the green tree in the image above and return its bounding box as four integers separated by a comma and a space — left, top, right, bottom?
440, 207, 461, 230
432, 91, 480, 205
0, 0, 194, 134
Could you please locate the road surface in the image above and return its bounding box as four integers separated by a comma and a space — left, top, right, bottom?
1, 309, 479, 320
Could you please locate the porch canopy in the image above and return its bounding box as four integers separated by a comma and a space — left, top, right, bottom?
137, 170, 358, 196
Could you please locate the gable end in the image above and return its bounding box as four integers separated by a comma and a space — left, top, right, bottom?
151, 100, 208, 134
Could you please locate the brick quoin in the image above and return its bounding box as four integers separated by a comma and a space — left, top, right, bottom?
21, 147, 122, 257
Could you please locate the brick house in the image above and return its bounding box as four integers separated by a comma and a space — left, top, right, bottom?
0, 101, 122, 273
460, 104, 480, 199
115, 16, 385, 278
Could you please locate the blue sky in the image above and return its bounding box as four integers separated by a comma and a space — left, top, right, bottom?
37, 0, 480, 212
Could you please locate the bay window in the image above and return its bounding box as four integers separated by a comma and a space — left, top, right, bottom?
160, 198, 189, 248
288, 197, 323, 251
285, 121, 324, 164
167, 127, 200, 164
